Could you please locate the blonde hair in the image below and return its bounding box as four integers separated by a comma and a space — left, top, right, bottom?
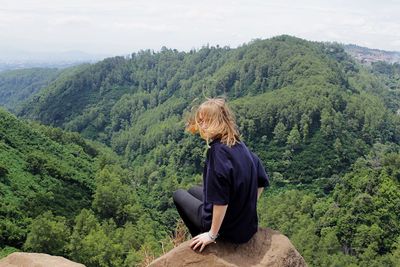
185, 97, 240, 147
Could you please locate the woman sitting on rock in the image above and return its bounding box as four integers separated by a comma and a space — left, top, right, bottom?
173, 97, 270, 252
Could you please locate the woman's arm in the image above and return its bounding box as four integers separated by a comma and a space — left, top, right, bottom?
257, 187, 264, 200
190, 204, 228, 252
210, 204, 228, 236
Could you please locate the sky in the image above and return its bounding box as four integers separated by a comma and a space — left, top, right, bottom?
1, 0, 399, 57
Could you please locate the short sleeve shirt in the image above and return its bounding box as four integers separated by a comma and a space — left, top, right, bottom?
202, 138, 270, 243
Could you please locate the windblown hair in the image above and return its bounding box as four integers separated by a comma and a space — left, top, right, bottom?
185, 97, 241, 147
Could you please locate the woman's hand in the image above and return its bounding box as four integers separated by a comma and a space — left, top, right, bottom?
189, 232, 215, 252
190, 205, 227, 252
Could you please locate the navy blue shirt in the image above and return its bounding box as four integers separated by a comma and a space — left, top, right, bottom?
202, 138, 270, 243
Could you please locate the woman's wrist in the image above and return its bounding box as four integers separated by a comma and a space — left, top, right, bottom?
208, 231, 219, 241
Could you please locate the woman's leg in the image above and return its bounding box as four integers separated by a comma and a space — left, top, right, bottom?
188, 185, 203, 201
173, 189, 203, 237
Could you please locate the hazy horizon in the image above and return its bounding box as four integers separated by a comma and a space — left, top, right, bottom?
1, 0, 399, 57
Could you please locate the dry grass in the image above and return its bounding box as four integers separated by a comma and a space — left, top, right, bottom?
171, 219, 190, 247
139, 246, 156, 267
139, 219, 190, 266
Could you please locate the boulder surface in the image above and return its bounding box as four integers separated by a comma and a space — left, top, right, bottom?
150, 227, 307, 267
0, 252, 85, 267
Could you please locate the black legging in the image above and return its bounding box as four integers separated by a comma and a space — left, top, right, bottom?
173, 185, 205, 237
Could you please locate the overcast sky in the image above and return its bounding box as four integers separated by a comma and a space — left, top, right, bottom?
1, 0, 399, 56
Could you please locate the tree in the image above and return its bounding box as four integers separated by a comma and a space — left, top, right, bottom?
287, 124, 301, 150
23, 211, 70, 256
273, 122, 287, 144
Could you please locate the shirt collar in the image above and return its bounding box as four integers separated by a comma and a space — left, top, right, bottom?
209, 137, 221, 146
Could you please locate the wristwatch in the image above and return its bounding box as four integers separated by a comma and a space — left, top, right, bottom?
208, 231, 219, 241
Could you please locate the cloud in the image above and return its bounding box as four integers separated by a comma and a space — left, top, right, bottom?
112, 22, 175, 32
0, 0, 399, 54
53, 16, 93, 26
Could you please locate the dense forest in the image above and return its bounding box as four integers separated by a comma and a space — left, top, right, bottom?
0, 68, 61, 112
1, 35, 400, 266
0, 108, 173, 266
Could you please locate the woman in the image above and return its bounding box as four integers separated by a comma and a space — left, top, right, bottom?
173, 97, 270, 252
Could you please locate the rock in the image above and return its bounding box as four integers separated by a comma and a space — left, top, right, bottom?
150, 227, 307, 267
0, 252, 85, 267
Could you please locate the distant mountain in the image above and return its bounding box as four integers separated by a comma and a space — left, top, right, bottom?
344, 44, 400, 64
0, 49, 109, 71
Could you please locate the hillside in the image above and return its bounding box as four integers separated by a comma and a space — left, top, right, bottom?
344, 44, 400, 64
0, 107, 99, 248
18, 35, 353, 129
0, 108, 172, 266
0, 68, 60, 112
4, 35, 400, 266
17, 35, 400, 184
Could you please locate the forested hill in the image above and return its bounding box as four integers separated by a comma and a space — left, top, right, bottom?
17, 35, 400, 183
0, 107, 170, 266
0, 107, 98, 249
4, 35, 400, 266
18, 35, 355, 133
0, 68, 60, 112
